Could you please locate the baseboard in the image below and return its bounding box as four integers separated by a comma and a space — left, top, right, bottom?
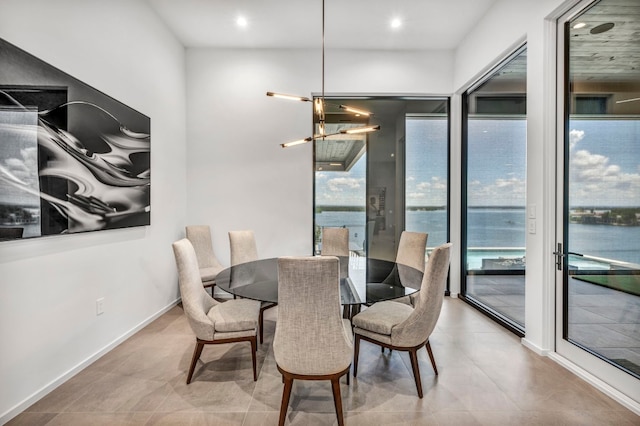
0, 298, 180, 425
521, 338, 550, 356
547, 352, 640, 416
449, 292, 459, 298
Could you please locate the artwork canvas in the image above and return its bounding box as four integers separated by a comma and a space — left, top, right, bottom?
0, 38, 150, 241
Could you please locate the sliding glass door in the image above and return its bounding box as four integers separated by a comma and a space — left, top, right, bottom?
462, 46, 527, 334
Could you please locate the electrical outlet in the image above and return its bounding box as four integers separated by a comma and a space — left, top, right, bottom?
96, 298, 105, 315
528, 219, 536, 234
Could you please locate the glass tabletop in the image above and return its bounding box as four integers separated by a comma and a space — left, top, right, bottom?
215, 257, 422, 306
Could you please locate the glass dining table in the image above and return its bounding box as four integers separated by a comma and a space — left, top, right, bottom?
215, 256, 423, 317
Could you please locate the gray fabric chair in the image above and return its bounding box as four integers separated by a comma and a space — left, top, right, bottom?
352, 242, 452, 398
172, 238, 261, 384
320, 227, 350, 279
396, 231, 428, 271
274, 256, 353, 426
229, 230, 277, 344
229, 229, 259, 266
394, 231, 428, 306
185, 225, 225, 296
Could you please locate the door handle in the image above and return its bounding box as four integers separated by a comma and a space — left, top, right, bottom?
553, 243, 564, 271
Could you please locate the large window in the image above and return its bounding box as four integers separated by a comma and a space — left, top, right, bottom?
405, 115, 449, 252
314, 97, 449, 276
462, 46, 527, 333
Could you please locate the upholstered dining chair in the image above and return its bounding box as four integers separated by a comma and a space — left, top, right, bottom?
172, 238, 261, 384
320, 227, 350, 279
394, 231, 428, 306
274, 256, 353, 426
352, 242, 452, 398
185, 225, 225, 296
229, 230, 277, 344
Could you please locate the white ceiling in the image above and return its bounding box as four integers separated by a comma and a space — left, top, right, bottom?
146, 0, 497, 50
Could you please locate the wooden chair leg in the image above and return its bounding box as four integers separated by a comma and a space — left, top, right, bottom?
425, 340, 438, 375
278, 375, 294, 426
259, 309, 264, 344
353, 334, 361, 377
331, 376, 345, 426
250, 336, 257, 381
186, 340, 205, 384
352, 304, 361, 318
408, 347, 423, 398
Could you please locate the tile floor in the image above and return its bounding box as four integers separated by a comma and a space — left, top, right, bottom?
8, 298, 640, 425
466, 275, 640, 375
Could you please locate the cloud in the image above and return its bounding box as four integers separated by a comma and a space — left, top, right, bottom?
495, 177, 522, 188
406, 176, 447, 205
1, 147, 38, 188
431, 176, 447, 190
569, 129, 585, 150
327, 177, 364, 192
468, 177, 526, 205
568, 132, 640, 205
414, 176, 447, 192
407, 192, 426, 200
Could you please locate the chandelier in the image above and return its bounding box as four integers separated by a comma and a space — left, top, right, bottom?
266, 0, 380, 148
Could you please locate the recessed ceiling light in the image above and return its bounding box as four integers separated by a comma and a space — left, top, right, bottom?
236, 16, 248, 28
590, 22, 614, 34
572, 22, 586, 29
391, 18, 402, 29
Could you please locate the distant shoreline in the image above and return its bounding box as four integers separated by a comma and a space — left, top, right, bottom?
316, 205, 525, 212
316, 205, 640, 211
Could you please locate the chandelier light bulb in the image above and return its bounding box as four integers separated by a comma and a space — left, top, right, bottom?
340, 125, 380, 134
281, 137, 313, 148
266, 92, 311, 102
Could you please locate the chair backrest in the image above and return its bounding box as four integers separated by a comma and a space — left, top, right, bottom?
396, 231, 428, 272
229, 230, 258, 266
185, 225, 223, 270
274, 256, 352, 375
320, 227, 349, 278
392, 242, 452, 347
172, 238, 216, 341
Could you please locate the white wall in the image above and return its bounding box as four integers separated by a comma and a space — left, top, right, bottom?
185, 48, 453, 264
0, 0, 187, 421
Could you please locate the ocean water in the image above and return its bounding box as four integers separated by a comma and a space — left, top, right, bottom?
316, 207, 640, 268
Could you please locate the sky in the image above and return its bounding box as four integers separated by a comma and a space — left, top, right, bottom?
315, 118, 639, 208
568, 120, 640, 207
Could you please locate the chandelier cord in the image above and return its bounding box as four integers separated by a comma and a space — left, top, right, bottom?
322, 0, 325, 102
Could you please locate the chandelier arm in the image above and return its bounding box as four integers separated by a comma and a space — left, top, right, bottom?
270, 0, 379, 148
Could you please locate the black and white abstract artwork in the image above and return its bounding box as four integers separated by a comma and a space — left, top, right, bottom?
0, 37, 150, 241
